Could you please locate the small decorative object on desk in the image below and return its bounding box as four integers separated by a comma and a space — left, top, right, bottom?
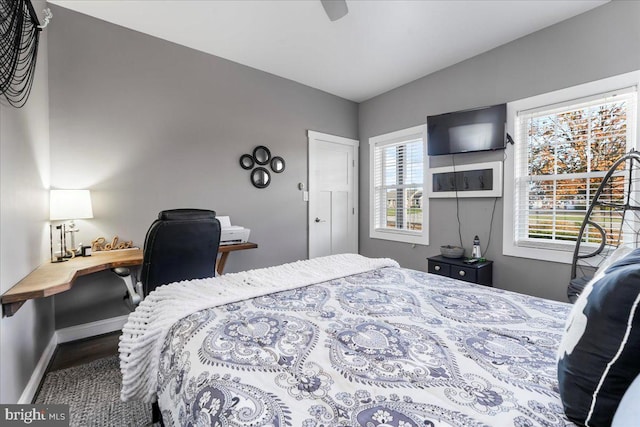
440, 245, 464, 258
91, 236, 134, 252
50, 224, 68, 263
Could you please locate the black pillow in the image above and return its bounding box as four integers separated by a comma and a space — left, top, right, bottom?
557, 248, 640, 426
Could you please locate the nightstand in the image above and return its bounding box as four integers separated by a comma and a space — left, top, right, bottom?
427, 255, 493, 286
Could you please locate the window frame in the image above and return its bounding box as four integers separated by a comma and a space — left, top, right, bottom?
503, 71, 640, 263
369, 125, 429, 245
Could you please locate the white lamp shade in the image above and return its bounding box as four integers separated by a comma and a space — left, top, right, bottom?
50, 190, 94, 220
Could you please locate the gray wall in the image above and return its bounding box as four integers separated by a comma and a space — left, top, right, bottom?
359, 0, 640, 301
47, 6, 359, 328
0, 1, 53, 403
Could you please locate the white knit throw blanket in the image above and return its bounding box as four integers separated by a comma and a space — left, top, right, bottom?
119, 253, 399, 402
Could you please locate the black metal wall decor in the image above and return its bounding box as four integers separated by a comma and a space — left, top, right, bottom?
253, 146, 271, 165
239, 146, 285, 188
251, 167, 271, 189
271, 156, 285, 173
0, 0, 44, 107
239, 154, 254, 170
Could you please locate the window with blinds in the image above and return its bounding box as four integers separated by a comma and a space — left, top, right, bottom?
369, 125, 428, 245
513, 88, 637, 250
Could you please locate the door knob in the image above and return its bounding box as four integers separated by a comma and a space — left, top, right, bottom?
315, 217, 325, 223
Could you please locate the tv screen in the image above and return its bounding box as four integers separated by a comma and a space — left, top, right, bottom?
427, 104, 506, 156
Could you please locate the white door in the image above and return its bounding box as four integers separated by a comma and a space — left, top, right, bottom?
308, 131, 359, 259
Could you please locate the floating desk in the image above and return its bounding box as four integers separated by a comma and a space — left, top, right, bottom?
1, 242, 258, 317
217, 242, 258, 275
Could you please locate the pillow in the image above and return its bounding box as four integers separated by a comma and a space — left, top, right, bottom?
592, 245, 634, 283
558, 248, 640, 427
612, 373, 640, 426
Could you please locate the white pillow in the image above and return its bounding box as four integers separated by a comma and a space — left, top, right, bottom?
612, 374, 640, 426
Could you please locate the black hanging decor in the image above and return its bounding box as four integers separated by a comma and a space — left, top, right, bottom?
0, 0, 42, 108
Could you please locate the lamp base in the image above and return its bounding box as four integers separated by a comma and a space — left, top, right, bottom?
50, 224, 70, 264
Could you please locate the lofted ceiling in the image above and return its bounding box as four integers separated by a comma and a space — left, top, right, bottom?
49, 0, 608, 102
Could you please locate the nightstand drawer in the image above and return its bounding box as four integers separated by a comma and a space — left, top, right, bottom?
427, 255, 493, 287
428, 261, 450, 277
451, 266, 477, 282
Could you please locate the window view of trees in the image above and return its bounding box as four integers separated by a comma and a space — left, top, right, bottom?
524, 100, 629, 244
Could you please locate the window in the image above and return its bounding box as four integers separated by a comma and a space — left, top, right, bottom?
504, 71, 639, 263
369, 125, 428, 245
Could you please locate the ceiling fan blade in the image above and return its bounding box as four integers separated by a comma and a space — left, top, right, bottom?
321, 0, 348, 21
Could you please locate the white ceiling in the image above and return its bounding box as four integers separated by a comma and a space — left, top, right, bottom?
49, 0, 608, 102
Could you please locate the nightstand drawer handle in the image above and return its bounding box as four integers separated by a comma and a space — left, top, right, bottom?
458, 270, 466, 277
434, 265, 441, 271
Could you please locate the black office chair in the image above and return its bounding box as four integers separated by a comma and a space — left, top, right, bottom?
115, 209, 221, 305
140, 208, 221, 296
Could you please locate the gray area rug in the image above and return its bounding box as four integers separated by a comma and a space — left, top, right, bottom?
35, 356, 154, 427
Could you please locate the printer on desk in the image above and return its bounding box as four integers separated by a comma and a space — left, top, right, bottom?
218, 216, 251, 246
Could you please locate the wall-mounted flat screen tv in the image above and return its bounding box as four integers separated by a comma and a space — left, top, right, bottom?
427, 104, 507, 156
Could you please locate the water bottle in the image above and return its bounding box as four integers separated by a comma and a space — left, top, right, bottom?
472, 235, 482, 258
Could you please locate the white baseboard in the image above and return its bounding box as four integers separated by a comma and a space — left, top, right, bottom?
56, 314, 130, 343
17, 314, 130, 404
18, 333, 58, 404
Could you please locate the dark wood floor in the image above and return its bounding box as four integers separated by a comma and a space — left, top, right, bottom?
47, 331, 121, 372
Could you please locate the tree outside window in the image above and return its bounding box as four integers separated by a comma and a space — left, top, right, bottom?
518, 95, 633, 246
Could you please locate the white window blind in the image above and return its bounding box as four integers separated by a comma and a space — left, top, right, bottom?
513, 88, 637, 251
369, 125, 427, 244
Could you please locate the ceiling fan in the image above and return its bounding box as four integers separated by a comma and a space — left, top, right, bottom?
320, 0, 349, 21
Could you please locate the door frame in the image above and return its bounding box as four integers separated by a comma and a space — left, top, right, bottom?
307, 130, 359, 258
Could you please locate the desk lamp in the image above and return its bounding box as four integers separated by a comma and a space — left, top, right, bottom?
50, 189, 93, 260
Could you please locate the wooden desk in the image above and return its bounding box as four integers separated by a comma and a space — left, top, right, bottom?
1, 242, 257, 317
1, 249, 143, 317
217, 242, 258, 275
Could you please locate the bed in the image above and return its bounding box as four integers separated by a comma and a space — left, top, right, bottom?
119, 254, 575, 426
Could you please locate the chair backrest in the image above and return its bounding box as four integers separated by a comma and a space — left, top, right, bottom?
140, 209, 221, 296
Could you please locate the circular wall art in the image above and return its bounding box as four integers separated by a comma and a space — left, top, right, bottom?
239, 154, 254, 170
251, 167, 271, 188
239, 146, 285, 189
253, 146, 271, 165
270, 156, 285, 173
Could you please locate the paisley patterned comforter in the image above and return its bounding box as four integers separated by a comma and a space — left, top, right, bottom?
156, 266, 574, 426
